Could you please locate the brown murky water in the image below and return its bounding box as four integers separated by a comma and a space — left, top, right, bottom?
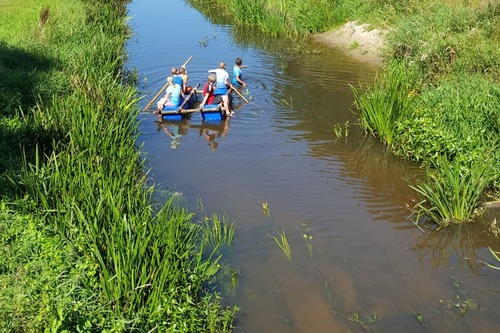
128, 1, 500, 332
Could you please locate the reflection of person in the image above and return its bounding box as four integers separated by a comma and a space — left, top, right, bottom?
203, 129, 218, 151
208, 62, 233, 117
232, 57, 247, 87
199, 117, 230, 151
164, 125, 182, 149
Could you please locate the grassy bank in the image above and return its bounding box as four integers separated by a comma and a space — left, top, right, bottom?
188, 0, 500, 227
0, 0, 236, 331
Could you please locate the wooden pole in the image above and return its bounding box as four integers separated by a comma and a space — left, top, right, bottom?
230, 85, 250, 103
142, 56, 193, 112
181, 55, 193, 68
177, 83, 200, 111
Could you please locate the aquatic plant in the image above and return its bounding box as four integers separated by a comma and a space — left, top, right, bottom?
332, 120, 350, 138
410, 158, 491, 226
268, 228, 292, 261
200, 213, 236, 250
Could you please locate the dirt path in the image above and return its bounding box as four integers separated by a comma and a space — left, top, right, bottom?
311, 21, 387, 67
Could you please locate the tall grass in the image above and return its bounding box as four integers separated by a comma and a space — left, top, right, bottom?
188, 0, 339, 36
1, 0, 237, 330
410, 158, 492, 226
351, 63, 413, 146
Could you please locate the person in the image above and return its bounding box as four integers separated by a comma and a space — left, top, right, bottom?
208, 62, 233, 116
179, 66, 191, 93
200, 74, 223, 109
171, 67, 186, 99
156, 76, 182, 112
232, 57, 247, 87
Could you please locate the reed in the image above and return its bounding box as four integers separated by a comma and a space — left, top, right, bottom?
268, 228, 292, 261
351, 64, 413, 146
200, 213, 236, 250
482, 247, 500, 271
1, 0, 237, 330
410, 158, 491, 226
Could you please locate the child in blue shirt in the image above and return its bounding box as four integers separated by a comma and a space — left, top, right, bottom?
232, 57, 247, 87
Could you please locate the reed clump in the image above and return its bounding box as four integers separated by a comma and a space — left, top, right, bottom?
351, 63, 413, 146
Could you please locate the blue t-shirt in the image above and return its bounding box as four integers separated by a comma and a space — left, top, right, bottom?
167, 84, 182, 106
232, 66, 242, 85
173, 75, 183, 87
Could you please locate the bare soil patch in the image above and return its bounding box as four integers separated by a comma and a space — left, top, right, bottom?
311, 21, 387, 67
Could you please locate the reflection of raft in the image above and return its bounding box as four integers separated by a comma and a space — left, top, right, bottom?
160, 85, 226, 122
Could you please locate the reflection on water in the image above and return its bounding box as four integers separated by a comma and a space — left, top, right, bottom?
128, 0, 500, 332
155, 118, 230, 151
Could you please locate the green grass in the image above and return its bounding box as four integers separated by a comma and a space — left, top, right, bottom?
268, 228, 292, 261
351, 63, 413, 146
410, 158, 492, 226
0, 0, 237, 330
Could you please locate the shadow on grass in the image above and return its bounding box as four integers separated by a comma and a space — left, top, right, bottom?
0, 41, 59, 195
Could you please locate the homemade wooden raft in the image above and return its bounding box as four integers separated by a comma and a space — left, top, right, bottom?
159, 85, 226, 122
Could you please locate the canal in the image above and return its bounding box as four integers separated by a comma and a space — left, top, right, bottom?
127, 1, 500, 332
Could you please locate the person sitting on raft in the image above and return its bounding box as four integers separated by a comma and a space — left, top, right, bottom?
156, 76, 182, 112
171, 67, 186, 99
208, 62, 233, 117
178, 66, 191, 94
201, 74, 224, 110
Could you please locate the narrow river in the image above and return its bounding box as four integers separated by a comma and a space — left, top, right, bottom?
127, 1, 500, 332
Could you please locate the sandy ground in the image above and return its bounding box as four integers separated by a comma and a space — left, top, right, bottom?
311, 21, 387, 67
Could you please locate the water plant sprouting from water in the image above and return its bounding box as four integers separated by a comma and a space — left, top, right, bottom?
409, 158, 491, 226
332, 310, 383, 332
268, 228, 292, 261
200, 213, 236, 250
302, 223, 313, 259
332, 120, 350, 138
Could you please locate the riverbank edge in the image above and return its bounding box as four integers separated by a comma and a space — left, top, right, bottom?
0, 0, 236, 331
311, 21, 387, 67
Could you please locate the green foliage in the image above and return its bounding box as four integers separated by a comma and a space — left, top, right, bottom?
410, 158, 492, 226
351, 63, 413, 146
1, 0, 237, 331
268, 228, 292, 261
389, 2, 500, 83
393, 75, 500, 184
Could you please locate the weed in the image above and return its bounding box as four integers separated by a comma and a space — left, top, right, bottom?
268, 228, 292, 261
410, 158, 491, 226
280, 96, 293, 108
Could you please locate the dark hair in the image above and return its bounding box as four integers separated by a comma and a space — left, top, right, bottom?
235, 57, 243, 66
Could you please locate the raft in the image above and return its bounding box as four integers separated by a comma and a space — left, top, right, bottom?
159, 85, 226, 121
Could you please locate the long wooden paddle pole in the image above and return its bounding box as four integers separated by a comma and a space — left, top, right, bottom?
230, 85, 250, 103
143, 56, 193, 112
181, 55, 193, 68
177, 83, 200, 111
